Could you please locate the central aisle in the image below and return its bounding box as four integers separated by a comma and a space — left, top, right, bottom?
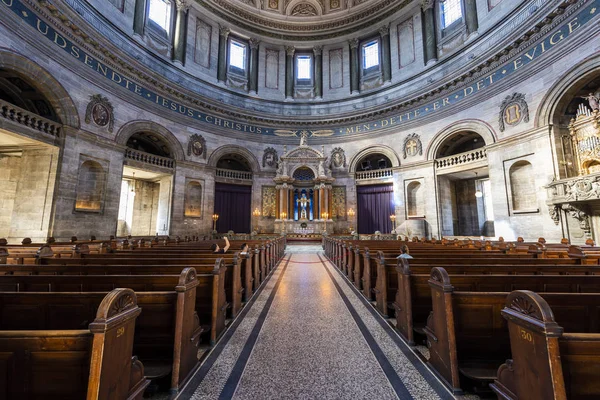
180, 246, 453, 400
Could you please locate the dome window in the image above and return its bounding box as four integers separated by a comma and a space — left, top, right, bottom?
362, 40, 380, 70
440, 0, 463, 30
147, 0, 173, 36
229, 39, 247, 72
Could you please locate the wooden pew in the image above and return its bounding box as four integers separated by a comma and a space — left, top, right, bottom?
0, 265, 227, 346
39, 253, 244, 319
0, 288, 149, 399
491, 290, 600, 400
425, 268, 600, 393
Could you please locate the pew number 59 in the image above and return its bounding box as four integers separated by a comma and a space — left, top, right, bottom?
519, 328, 533, 343
116, 327, 125, 338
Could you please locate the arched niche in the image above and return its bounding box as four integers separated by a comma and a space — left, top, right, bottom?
434, 131, 485, 158
291, 166, 317, 181
406, 180, 424, 217
184, 180, 203, 217
115, 121, 185, 161
0, 49, 80, 128
75, 159, 107, 212
509, 160, 537, 212
286, 0, 323, 16
348, 145, 400, 173
208, 145, 261, 172
216, 154, 253, 172
426, 119, 496, 160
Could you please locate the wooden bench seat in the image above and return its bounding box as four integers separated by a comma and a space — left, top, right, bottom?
491, 290, 600, 400
0, 288, 149, 399
0, 265, 227, 345
425, 268, 600, 394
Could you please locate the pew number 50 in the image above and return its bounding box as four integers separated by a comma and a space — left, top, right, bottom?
519, 329, 533, 343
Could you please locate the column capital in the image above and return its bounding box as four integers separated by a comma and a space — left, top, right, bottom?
379, 24, 390, 37
421, 0, 435, 11
349, 38, 359, 49
313, 45, 323, 56
175, 0, 190, 11
285, 46, 296, 56
249, 38, 260, 49
219, 25, 230, 38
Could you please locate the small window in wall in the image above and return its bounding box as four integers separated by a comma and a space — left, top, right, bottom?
228, 39, 247, 73
362, 39, 380, 72
75, 160, 106, 212
295, 54, 313, 86
184, 181, 203, 218
509, 161, 538, 213
440, 0, 463, 29
147, 0, 172, 36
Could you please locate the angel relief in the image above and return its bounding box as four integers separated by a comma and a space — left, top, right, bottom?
273, 129, 336, 144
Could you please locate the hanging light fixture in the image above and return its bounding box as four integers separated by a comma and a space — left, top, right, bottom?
130, 172, 136, 194
474, 171, 483, 198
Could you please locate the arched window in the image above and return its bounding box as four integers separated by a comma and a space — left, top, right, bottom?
185, 181, 202, 217
509, 161, 537, 212
406, 181, 424, 217
75, 160, 106, 212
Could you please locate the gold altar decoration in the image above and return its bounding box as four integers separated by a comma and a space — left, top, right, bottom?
331, 186, 346, 219
262, 186, 277, 217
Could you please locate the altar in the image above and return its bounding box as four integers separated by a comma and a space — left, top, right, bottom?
273, 132, 335, 234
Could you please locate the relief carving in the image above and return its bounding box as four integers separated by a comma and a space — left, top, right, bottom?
262, 186, 277, 217
262, 147, 279, 168
499, 93, 529, 132
85, 94, 114, 133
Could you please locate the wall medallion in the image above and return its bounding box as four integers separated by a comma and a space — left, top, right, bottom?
187, 134, 207, 159
262, 147, 279, 168
85, 94, 114, 132
403, 133, 422, 159
499, 93, 529, 132
268, 0, 278, 9
330, 0, 340, 9
330, 147, 346, 169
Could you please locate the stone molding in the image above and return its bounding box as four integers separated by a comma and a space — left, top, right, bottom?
8, 0, 594, 139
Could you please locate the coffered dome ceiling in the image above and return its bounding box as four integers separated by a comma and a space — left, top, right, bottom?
196, 0, 409, 40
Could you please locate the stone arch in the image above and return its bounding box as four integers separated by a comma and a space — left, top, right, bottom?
535, 54, 600, 128
348, 145, 401, 173
0, 48, 80, 128
426, 119, 496, 160
286, 0, 323, 16
290, 164, 318, 179
115, 120, 185, 161
207, 144, 261, 173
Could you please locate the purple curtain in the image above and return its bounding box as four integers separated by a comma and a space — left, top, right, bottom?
214, 183, 252, 233
357, 184, 394, 234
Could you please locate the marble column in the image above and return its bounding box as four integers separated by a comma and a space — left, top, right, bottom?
288, 188, 294, 219
379, 25, 392, 83
285, 46, 295, 99
133, 0, 147, 36
313, 46, 323, 99
249, 39, 260, 94
464, 0, 479, 36
217, 26, 230, 83
314, 186, 320, 218
421, 0, 438, 65
349, 39, 359, 94
172, 0, 189, 65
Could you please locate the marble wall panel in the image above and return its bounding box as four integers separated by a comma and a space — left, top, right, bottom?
265, 49, 280, 89
397, 18, 415, 68
329, 48, 343, 89
195, 19, 212, 68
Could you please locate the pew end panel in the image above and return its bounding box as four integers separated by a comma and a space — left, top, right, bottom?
87, 288, 147, 400
491, 290, 565, 400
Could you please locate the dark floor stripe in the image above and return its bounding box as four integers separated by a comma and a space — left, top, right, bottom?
218, 255, 292, 400
317, 254, 414, 400
177, 255, 290, 399
321, 253, 454, 400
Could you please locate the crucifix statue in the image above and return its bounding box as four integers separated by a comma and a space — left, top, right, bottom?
299, 131, 309, 146
296, 192, 311, 220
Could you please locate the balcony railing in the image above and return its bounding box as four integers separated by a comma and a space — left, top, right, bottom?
435, 148, 487, 170
0, 99, 61, 137
124, 148, 174, 169
355, 167, 394, 181
216, 168, 253, 181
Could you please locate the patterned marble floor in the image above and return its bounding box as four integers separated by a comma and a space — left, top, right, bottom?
178, 246, 454, 400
